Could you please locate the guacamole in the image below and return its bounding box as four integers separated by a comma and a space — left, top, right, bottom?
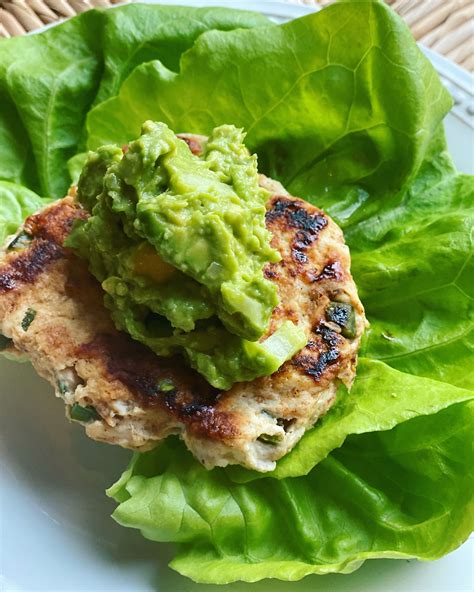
67, 122, 306, 389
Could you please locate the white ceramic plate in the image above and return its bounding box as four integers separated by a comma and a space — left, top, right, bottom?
2, 2, 473, 591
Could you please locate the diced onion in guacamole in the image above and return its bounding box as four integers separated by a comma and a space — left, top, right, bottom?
66, 122, 306, 389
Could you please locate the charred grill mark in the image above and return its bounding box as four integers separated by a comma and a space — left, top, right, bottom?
264, 266, 278, 280
265, 197, 292, 222
77, 333, 213, 405
77, 334, 237, 440
315, 322, 341, 348
293, 218, 327, 264
293, 249, 307, 264
0, 239, 63, 294
293, 349, 340, 381
292, 322, 342, 382
177, 134, 204, 156
164, 393, 238, 439
0, 200, 88, 294
25, 201, 87, 245
265, 197, 327, 232
307, 261, 343, 283
266, 197, 327, 264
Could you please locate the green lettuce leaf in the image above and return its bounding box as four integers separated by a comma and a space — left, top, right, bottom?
0, 5, 269, 198
353, 170, 474, 390
0, 181, 48, 244
0, 10, 104, 198
95, 4, 270, 104
319, 126, 474, 392
0, 93, 39, 191
109, 395, 473, 584
86, 1, 450, 202
228, 358, 474, 482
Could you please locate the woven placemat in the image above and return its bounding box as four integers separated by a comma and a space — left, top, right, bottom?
0, 0, 472, 72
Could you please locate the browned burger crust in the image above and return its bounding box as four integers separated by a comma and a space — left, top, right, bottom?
0, 139, 366, 472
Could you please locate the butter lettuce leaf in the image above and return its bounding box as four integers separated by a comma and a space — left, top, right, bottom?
312, 125, 474, 392
86, 2, 450, 202
0, 181, 48, 244
0, 10, 104, 198
228, 358, 474, 482
109, 391, 473, 584
0, 6, 269, 199
353, 170, 474, 390
0, 94, 39, 192
95, 4, 270, 104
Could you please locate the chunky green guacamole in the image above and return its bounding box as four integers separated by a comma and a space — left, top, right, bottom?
67, 122, 306, 389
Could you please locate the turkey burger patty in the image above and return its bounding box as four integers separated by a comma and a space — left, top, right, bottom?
0, 136, 366, 472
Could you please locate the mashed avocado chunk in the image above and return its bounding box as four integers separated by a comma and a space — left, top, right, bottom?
67, 122, 306, 389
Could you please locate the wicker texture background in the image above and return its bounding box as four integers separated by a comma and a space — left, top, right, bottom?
0, 0, 473, 72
